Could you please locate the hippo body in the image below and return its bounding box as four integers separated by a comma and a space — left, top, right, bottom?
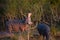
37, 23, 50, 40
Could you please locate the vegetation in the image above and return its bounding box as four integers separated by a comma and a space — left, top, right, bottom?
0, 0, 60, 40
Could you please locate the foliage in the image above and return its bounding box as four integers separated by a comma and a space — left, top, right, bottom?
0, 0, 60, 36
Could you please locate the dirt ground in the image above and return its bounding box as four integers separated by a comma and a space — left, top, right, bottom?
0, 35, 60, 40
19, 35, 60, 40
55, 36, 60, 40
0, 31, 60, 40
